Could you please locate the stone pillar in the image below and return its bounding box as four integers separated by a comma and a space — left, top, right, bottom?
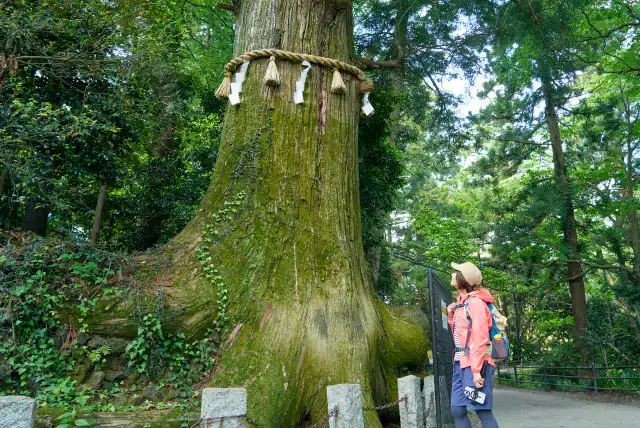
398, 375, 425, 428
200, 388, 247, 428
326, 383, 364, 428
423, 375, 436, 428
0, 396, 36, 428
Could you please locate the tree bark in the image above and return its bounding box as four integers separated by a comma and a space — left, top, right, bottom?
626, 142, 640, 269
144, 1, 428, 425
542, 76, 588, 358
0, 169, 6, 197
622, 98, 640, 269
21, 197, 48, 236
152, 127, 174, 158
89, 183, 107, 246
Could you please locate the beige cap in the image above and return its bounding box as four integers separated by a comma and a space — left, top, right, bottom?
451, 261, 483, 286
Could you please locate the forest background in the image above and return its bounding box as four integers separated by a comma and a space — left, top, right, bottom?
1, 0, 639, 422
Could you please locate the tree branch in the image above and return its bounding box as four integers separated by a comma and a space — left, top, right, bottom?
215, 2, 234, 12
355, 57, 404, 70
356, 1, 413, 71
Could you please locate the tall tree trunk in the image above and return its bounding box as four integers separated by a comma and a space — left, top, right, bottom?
152, 2, 427, 425
22, 197, 48, 236
0, 169, 6, 197
542, 76, 588, 358
89, 184, 107, 246
152, 126, 174, 158
623, 104, 640, 270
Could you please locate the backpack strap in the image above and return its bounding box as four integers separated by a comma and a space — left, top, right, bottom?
453, 299, 473, 356
462, 299, 473, 356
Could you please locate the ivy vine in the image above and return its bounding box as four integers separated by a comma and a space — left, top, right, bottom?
196, 191, 245, 333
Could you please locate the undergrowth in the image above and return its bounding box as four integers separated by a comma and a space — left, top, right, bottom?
0, 233, 216, 424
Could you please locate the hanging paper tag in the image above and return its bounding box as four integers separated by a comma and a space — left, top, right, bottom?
294, 60, 312, 105
230, 82, 243, 94
235, 60, 250, 84
361, 92, 374, 116
229, 60, 251, 105
229, 92, 240, 105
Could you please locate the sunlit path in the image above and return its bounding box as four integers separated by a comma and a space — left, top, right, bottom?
492, 387, 640, 427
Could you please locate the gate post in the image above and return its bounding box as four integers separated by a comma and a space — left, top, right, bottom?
398, 375, 425, 428
423, 376, 436, 428
326, 384, 364, 428
200, 388, 246, 428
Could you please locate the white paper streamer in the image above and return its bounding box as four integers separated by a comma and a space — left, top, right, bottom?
361, 92, 374, 116
294, 60, 312, 105
229, 60, 251, 105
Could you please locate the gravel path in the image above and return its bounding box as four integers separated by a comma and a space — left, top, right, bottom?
492, 386, 640, 427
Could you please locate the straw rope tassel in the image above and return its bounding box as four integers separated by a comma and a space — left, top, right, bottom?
215, 71, 232, 99
331, 68, 346, 94
264, 56, 281, 87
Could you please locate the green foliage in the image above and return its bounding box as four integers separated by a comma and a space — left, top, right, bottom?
0, 0, 231, 245
358, 84, 406, 297
103, 110, 222, 251
126, 313, 217, 378
88, 346, 111, 366
0, 234, 216, 413
413, 205, 478, 265
0, 235, 122, 395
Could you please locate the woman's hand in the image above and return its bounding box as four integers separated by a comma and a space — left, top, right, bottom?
472, 372, 484, 389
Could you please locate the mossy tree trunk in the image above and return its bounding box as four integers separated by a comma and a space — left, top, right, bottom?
160, 1, 428, 426
80, 1, 427, 425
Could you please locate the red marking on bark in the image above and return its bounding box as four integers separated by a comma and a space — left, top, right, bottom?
259, 303, 274, 331
228, 322, 244, 341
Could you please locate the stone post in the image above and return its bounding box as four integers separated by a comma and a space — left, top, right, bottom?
200, 388, 247, 428
398, 375, 425, 428
0, 396, 36, 428
326, 383, 364, 428
423, 375, 436, 428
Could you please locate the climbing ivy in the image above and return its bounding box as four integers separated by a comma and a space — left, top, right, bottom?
196, 191, 246, 332
125, 313, 217, 377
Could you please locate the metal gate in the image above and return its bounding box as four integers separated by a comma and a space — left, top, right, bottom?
428, 269, 455, 427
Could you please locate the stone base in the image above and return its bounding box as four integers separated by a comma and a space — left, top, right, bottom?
0, 396, 36, 428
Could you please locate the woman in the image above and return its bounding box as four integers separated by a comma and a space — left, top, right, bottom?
447, 261, 499, 428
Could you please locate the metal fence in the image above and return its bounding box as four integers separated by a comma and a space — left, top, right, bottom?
496, 362, 640, 393
428, 269, 455, 427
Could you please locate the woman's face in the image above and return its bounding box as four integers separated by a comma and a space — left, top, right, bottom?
450, 272, 457, 288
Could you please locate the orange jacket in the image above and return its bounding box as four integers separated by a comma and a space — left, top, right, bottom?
448, 288, 495, 374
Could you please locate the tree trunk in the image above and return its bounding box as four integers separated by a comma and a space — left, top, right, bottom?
22, 197, 48, 236
0, 169, 6, 197
89, 183, 107, 246
152, 126, 174, 158
624, 115, 640, 270
147, 1, 427, 425
542, 77, 588, 358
